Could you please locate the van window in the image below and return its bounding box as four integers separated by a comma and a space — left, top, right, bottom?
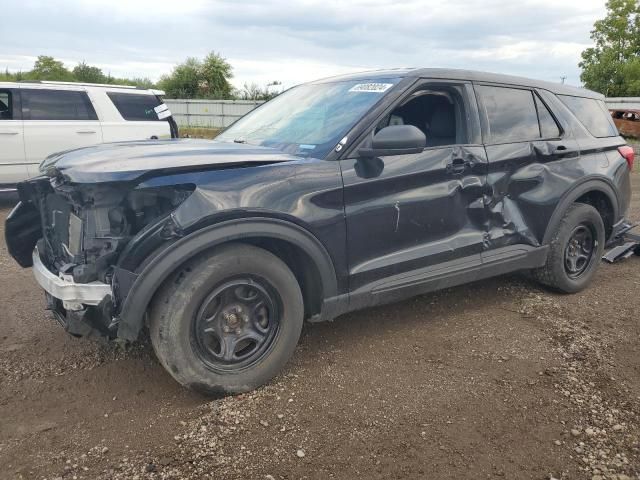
107, 93, 162, 121
476, 85, 540, 143
22, 89, 98, 121
558, 95, 617, 138
535, 95, 561, 139
0, 90, 12, 120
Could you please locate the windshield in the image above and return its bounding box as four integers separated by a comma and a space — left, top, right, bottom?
216, 78, 401, 158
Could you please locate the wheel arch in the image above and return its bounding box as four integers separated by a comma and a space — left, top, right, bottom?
542, 177, 619, 245
116, 217, 338, 341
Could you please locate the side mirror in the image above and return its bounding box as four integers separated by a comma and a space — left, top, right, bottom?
358, 125, 426, 158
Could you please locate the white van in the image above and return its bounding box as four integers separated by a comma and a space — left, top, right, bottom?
0, 81, 178, 191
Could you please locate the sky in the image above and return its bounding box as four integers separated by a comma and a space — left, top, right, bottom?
0, 0, 607, 90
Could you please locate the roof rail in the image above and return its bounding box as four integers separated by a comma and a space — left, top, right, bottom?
16, 80, 145, 90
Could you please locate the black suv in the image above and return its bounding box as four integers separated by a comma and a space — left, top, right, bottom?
5, 69, 635, 395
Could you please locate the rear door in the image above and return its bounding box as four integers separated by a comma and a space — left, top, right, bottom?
22, 87, 103, 177
474, 84, 579, 250
0, 87, 27, 186
100, 91, 171, 142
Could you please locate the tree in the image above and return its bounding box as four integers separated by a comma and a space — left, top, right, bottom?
236, 81, 283, 100
73, 61, 107, 83
0, 67, 13, 81
158, 57, 201, 98
2, 56, 157, 87
580, 0, 640, 96
158, 52, 233, 99
1, 52, 240, 95
121, 77, 155, 89
28, 55, 73, 81
199, 52, 233, 98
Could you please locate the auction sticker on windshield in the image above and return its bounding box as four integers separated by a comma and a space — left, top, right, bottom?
348, 83, 394, 93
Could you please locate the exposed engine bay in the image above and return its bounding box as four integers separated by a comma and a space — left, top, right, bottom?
6, 177, 194, 337
38, 182, 190, 282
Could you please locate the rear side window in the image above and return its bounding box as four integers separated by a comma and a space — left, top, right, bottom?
22, 89, 97, 121
535, 95, 561, 139
558, 95, 617, 138
0, 90, 13, 120
107, 92, 162, 121
476, 85, 540, 143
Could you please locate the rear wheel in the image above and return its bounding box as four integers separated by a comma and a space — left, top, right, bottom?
149, 243, 304, 395
532, 203, 605, 293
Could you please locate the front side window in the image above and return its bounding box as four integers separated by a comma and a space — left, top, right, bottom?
107, 92, 163, 121
558, 95, 618, 138
375, 85, 469, 147
216, 78, 401, 158
0, 90, 12, 120
476, 85, 540, 144
22, 89, 98, 121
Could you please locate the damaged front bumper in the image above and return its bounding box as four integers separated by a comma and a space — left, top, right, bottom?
32, 247, 112, 310
32, 246, 115, 337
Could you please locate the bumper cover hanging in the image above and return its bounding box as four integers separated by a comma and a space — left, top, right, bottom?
602, 223, 640, 263
31, 247, 112, 309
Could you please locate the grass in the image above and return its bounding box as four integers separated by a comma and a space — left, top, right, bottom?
179, 127, 222, 139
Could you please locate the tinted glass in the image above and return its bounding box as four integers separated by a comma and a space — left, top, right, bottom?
558, 95, 617, 137
535, 95, 561, 138
217, 78, 401, 158
23, 89, 97, 121
477, 85, 540, 143
0, 91, 12, 120
107, 92, 162, 121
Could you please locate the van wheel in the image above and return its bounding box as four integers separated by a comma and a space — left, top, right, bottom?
149, 243, 304, 396
532, 203, 605, 293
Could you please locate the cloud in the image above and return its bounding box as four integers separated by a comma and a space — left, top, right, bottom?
0, 0, 605, 88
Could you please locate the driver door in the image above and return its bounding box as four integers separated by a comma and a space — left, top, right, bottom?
340, 80, 488, 303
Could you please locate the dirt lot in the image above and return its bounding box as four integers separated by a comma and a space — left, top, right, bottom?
1, 163, 639, 480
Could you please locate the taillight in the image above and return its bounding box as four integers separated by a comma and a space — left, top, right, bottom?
618, 145, 635, 171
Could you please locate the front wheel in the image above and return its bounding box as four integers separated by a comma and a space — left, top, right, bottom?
532, 203, 605, 293
149, 243, 304, 395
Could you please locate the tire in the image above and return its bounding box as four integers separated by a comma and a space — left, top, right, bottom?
532, 203, 605, 293
149, 243, 304, 395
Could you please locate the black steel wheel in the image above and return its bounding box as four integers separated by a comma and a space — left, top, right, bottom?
149, 243, 304, 396
192, 278, 280, 372
563, 224, 596, 279
532, 203, 605, 293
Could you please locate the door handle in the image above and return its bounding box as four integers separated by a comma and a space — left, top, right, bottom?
0, 130, 19, 135
552, 144, 577, 157
446, 157, 470, 174
76, 130, 96, 134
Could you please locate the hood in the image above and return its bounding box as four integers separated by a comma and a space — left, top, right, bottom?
40, 139, 301, 184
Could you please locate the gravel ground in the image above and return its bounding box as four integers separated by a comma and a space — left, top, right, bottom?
0, 162, 639, 480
